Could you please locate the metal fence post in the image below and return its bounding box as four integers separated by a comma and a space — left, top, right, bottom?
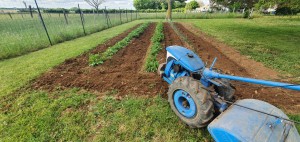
119, 7, 122, 24
78, 4, 86, 35
34, 0, 52, 46
126, 8, 128, 22
104, 6, 109, 28
63, 10, 68, 25
29, 5, 33, 18
131, 9, 132, 21
7, 12, 12, 19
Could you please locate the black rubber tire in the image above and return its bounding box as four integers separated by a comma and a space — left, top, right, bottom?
215, 79, 236, 101
157, 63, 166, 77
168, 76, 214, 128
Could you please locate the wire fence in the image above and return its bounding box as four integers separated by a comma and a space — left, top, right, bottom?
0, 1, 245, 60
0, 4, 137, 60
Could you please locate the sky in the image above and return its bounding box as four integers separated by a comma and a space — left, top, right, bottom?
0, 0, 209, 9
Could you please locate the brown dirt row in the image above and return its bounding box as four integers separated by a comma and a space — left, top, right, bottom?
174, 23, 300, 113
33, 23, 168, 97
156, 23, 185, 64
31, 21, 299, 113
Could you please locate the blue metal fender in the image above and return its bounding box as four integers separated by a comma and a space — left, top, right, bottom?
208, 99, 300, 142
166, 46, 205, 72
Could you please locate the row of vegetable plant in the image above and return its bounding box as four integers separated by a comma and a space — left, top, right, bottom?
89, 22, 150, 66
145, 22, 164, 72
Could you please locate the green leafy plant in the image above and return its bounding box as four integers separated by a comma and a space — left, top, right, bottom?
145, 22, 164, 72
89, 22, 150, 66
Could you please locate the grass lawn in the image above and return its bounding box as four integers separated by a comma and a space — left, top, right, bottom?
0, 89, 212, 141
177, 17, 300, 78
0, 20, 142, 98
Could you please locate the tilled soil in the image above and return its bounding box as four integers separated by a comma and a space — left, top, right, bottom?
33, 23, 168, 97
32, 22, 299, 113
174, 23, 300, 113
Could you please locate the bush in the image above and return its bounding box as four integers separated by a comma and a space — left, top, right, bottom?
185, 0, 199, 11
43, 8, 69, 13
243, 10, 250, 18
276, 7, 299, 15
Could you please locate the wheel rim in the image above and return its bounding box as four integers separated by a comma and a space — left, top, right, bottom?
174, 89, 196, 118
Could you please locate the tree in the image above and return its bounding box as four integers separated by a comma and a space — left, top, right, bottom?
84, 0, 105, 13
185, 0, 199, 10
166, 0, 172, 20
255, 0, 300, 15
133, 0, 186, 10
210, 0, 259, 9
174, 1, 186, 8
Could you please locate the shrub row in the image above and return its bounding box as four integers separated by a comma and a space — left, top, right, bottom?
145, 22, 164, 72
89, 22, 150, 66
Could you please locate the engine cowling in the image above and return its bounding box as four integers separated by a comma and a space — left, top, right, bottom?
166, 46, 205, 72
161, 46, 206, 84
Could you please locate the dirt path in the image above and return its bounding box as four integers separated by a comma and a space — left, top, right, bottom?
33, 23, 168, 97
174, 23, 300, 113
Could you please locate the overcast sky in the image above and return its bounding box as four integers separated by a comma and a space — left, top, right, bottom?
1, 0, 209, 9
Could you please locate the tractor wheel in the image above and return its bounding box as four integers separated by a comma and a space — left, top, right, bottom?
157, 63, 166, 77
168, 76, 214, 128
215, 79, 236, 101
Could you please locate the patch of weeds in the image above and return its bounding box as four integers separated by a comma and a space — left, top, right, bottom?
148, 83, 156, 89
106, 89, 119, 96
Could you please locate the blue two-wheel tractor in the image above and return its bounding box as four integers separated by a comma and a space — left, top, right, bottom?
158, 46, 300, 142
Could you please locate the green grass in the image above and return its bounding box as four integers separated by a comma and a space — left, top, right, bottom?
0, 89, 212, 141
0, 13, 136, 60
89, 22, 150, 66
0, 20, 142, 98
176, 17, 300, 77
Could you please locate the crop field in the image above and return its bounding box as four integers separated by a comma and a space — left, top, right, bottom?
1, 17, 300, 141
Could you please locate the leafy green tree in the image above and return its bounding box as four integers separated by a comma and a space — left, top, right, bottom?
174, 0, 186, 8
134, 0, 186, 10
210, 0, 258, 8
255, 0, 300, 15
185, 0, 199, 10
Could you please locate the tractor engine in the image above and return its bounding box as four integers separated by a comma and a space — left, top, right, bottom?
158, 46, 205, 84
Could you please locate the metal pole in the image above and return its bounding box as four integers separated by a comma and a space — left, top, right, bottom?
29, 5, 33, 18
7, 12, 12, 19
78, 4, 86, 35
131, 9, 132, 21
63, 10, 68, 25
104, 6, 109, 28
126, 8, 128, 22
34, 0, 52, 46
119, 7, 122, 24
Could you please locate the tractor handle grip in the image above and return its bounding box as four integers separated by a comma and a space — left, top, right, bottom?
203, 68, 300, 91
